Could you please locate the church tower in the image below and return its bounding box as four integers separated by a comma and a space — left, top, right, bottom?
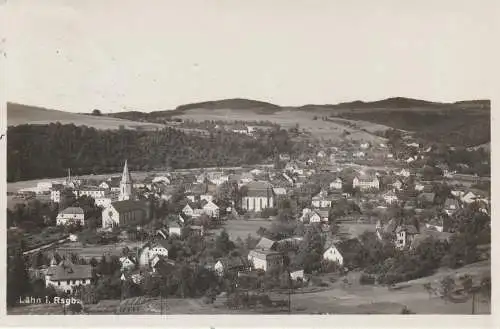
119, 160, 134, 201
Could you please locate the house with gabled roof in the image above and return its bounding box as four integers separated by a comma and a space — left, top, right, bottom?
214, 256, 250, 276
395, 225, 419, 249
255, 237, 277, 251
45, 259, 92, 294
56, 207, 85, 226
444, 198, 460, 216
329, 177, 343, 190
353, 174, 380, 191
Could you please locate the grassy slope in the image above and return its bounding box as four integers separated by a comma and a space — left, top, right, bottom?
7, 102, 165, 130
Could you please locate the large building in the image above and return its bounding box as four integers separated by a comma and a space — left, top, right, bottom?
352, 175, 380, 191
247, 250, 283, 272
45, 259, 92, 294
241, 181, 275, 212
101, 200, 146, 229
56, 207, 85, 226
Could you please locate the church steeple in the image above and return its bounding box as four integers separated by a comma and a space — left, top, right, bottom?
119, 160, 134, 201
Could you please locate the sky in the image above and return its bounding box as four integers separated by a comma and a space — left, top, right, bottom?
5, 0, 497, 113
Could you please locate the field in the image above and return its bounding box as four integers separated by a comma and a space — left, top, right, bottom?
55, 241, 145, 260
211, 219, 273, 241
7, 102, 165, 130
337, 222, 377, 240
174, 108, 389, 142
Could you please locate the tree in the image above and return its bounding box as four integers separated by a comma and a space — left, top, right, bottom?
7, 249, 30, 306
214, 229, 235, 257
92, 109, 102, 116
440, 276, 456, 303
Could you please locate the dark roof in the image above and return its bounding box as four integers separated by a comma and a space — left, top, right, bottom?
59, 207, 84, 215
219, 256, 249, 269
255, 237, 276, 251
244, 181, 274, 198
46, 260, 92, 280
112, 200, 146, 213
418, 192, 436, 202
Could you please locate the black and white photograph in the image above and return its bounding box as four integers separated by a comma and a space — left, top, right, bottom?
2, 0, 496, 326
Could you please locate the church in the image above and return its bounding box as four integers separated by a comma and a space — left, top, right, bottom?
101, 160, 148, 229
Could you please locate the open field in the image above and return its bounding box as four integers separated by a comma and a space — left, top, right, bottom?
7, 102, 166, 130
211, 219, 273, 241
271, 260, 491, 315
174, 109, 389, 142
55, 241, 145, 260
337, 222, 377, 240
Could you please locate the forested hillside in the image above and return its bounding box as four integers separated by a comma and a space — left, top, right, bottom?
336, 109, 490, 147
7, 123, 293, 182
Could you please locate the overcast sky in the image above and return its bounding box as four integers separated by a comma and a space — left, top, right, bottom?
6, 0, 496, 113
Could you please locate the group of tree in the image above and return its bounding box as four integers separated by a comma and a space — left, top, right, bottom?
8, 123, 295, 182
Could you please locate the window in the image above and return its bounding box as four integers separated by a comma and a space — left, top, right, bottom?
67, 280, 70, 284
58, 282, 61, 286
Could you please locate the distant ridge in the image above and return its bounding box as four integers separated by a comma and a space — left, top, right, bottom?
175, 98, 281, 113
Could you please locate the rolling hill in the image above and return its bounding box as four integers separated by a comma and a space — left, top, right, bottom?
7, 102, 165, 130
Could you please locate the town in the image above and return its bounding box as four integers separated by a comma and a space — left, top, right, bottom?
6, 124, 491, 315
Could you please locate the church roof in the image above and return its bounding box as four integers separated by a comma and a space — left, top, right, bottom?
112, 200, 146, 213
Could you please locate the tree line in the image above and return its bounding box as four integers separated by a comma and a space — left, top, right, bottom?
7, 123, 294, 182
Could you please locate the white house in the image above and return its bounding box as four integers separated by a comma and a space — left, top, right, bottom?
119, 257, 136, 272
45, 259, 92, 294
74, 187, 107, 199
182, 204, 194, 217
395, 225, 419, 249
398, 169, 411, 178
94, 196, 113, 208
353, 151, 366, 158
353, 175, 380, 191
149, 241, 169, 258
392, 179, 403, 190
451, 190, 466, 198
300, 208, 322, 223
383, 190, 399, 204
461, 191, 485, 204
138, 242, 169, 269
37, 182, 54, 194
360, 142, 371, 149
169, 222, 182, 236
312, 191, 332, 208
56, 207, 85, 226
323, 245, 344, 266
444, 198, 460, 216
202, 201, 220, 218
247, 250, 283, 272
290, 269, 305, 281
414, 182, 425, 192
329, 178, 343, 190
387, 153, 394, 159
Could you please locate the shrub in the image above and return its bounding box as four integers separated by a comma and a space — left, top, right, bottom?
359, 273, 376, 285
